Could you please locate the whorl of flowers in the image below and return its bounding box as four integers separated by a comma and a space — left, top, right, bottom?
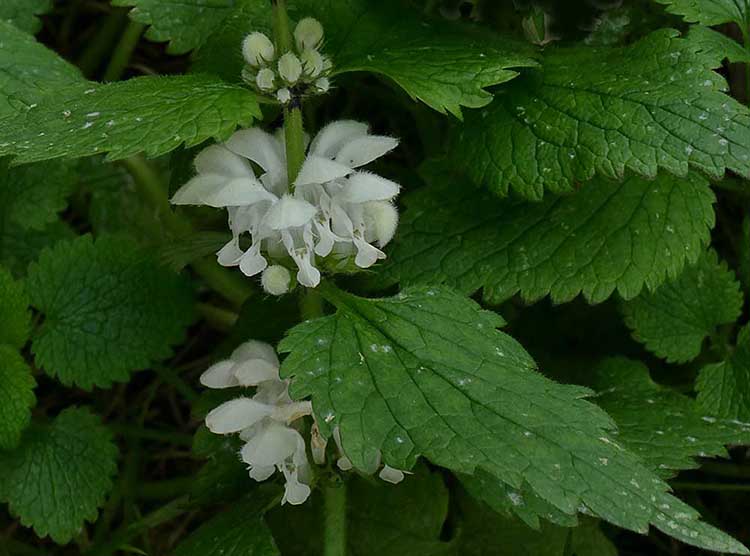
171, 120, 400, 292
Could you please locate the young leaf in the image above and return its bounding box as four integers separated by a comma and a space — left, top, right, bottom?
622, 249, 743, 363
192, 0, 538, 117
0, 75, 261, 164
172, 497, 280, 556
0, 159, 77, 232
445, 29, 750, 198
0, 407, 118, 544
697, 325, 750, 421
0, 346, 36, 451
594, 357, 750, 477
653, 0, 748, 26
0, 266, 31, 348
376, 170, 714, 305
27, 234, 195, 389
112, 0, 239, 55
0, 0, 52, 33
280, 285, 748, 554
0, 21, 83, 118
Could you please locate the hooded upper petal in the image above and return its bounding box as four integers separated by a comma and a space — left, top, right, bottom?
309, 120, 369, 158
206, 398, 274, 434
334, 135, 398, 168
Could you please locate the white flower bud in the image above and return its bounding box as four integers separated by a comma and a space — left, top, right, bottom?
255, 68, 276, 91
314, 77, 330, 93
278, 52, 303, 84
261, 265, 291, 296
300, 49, 324, 78
242, 32, 275, 66
294, 17, 324, 51
276, 87, 292, 104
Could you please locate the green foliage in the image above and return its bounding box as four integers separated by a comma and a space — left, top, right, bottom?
622, 249, 743, 363
697, 325, 750, 421
112, 0, 240, 55
594, 357, 750, 477
0, 347, 36, 451
0, 0, 52, 33
686, 26, 750, 65
27, 234, 195, 389
0, 267, 31, 348
280, 285, 746, 553
378, 169, 713, 304
653, 0, 749, 26
173, 497, 279, 556
446, 30, 750, 198
0, 407, 118, 544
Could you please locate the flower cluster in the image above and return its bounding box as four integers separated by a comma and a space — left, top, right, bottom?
202, 340, 314, 504
201, 340, 408, 505
241, 17, 332, 103
171, 120, 400, 293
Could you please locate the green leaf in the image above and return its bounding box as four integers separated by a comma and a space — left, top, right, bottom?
0, 21, 83, 118
0, 407, 118, 544
173, 497, 279, 556
686, 26, 750, 65
279, 285, 748, 554
0, 266, 30, 348
27, 234, 195, 389
347, 466, 454, 555
192, 0, 538, 117
0, 0, 52, 33
0, 220, 76, 277
446, 29, 750, 198
0, 346, 36, 451
621, 249, 743, 363
653, 0, 749, 26
0, 159, 77, 232
112, 0, 239, 55
697, 325, 750, 421
0, 75, 261, 164
377, 169, 714, 305
594, 357, 750, 478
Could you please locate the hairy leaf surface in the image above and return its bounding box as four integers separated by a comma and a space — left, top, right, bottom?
0, 0, 52, 33
447, 30, 750, 198
653, 0, 748, 26
280, 286, 747, 553
27, 235, 195, 389
0, 407, 118, 544
697, 325, 750, 421
0, 347, 36, 451
377, 171, 714, 304
0, 267, 31, 348
622, 250, 743, 363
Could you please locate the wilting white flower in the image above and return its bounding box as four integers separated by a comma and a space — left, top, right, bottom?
294, 17, 324, 51
202, 340, 313, 505
243, 32, 275, 66
171, 121, 400, 288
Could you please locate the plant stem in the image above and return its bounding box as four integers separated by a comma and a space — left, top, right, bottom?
323, 482, 348, 556
119, 156, 253, 306
272, 0, 294, 54
285, 105, 306, 187
154, 365, 199, 402
197, 302, 240, 330
103, 20, 145, 82
109, 424, 193, 446
76, 9, 128, 78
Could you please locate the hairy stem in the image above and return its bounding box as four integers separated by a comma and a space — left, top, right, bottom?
323, 482, 348, 556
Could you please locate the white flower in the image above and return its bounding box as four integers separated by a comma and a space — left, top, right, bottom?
171, 120, 400, 288
278, 52, 303, 84
294, 17, 324, 51
243, 32, 275, 66
331, 425, 409, 484
255, 68, 276, 91
201, 340, 314, 505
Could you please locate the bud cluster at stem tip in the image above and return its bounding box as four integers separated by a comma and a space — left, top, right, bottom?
241, 17, 332, 104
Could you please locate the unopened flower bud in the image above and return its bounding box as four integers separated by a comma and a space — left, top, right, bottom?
276, 87, 292, 104
261, 265, 291, 296
294, 17, 324, 51
242, 32, 275, 66
278, 53, 303, 84
300, 49, 324, 78
255, 68, 276, 91
314, 77, 330, 93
